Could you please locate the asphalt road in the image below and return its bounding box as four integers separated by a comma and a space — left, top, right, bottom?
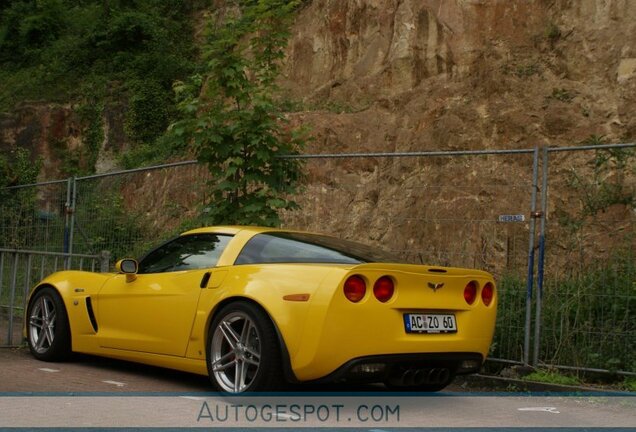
0, 346, 463, 392
0, 346, 213, 392
1, 347, 635, 429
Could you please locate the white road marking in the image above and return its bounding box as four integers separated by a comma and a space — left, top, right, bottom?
38, 368, 60, 373
518, 407, 560, 414
101, 380, 126, 387
179, 396, 205, 401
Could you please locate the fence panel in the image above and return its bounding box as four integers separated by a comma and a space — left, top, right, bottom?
280, 151, 537, 364
72, 162, 210, 264
538, 145, 636, 374
0, 249, 105, 347
4, 147, 635, 373
0, 180, 70, 252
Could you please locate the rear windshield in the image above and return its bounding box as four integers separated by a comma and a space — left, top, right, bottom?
234, 232, 400, 265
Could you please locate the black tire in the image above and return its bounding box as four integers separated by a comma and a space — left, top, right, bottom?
26, 287, 72, 361
206, 301, 285, 392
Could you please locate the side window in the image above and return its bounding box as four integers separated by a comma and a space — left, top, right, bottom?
138, 234, 232, 274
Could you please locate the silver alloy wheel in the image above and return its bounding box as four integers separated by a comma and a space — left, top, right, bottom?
210, 311, 261, 392
29, 295, 57, 354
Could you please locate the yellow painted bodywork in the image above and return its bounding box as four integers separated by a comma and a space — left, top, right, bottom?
27, 226, 497, 382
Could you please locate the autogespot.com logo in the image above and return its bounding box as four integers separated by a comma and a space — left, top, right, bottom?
196, 401, 401, 424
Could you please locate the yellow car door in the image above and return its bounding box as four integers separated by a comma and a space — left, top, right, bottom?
96, 233, 233, 357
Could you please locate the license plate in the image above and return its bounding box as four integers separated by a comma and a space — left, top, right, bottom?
404, 313, 457, 334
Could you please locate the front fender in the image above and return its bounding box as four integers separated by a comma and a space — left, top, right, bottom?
26, 271, 115, 348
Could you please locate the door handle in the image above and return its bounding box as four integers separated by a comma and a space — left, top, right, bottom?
200, 272, 211, 288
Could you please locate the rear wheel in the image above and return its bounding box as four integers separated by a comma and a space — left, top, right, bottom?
206, 302, 284, 392
27, 287, 71, 361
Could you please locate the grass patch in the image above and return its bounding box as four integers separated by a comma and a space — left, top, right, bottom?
492, 249, 635, 374
523, 370, 581, 386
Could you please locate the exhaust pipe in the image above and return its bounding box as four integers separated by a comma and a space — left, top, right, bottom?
413, 369, 427, 385
389, 367, 452, 386
437, 368, 450, 383
427, 368, 451, 384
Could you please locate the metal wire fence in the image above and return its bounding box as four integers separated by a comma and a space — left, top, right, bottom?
71, 162, 210, 261
0, 144, 634, 377
535, 145, 636, 375
0, 249, 107, 346
0, 179, 70, 252
279, 151, 536, 367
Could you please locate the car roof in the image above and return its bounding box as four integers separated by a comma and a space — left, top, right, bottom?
179, 226, 302, 267
180, 226, 283, 236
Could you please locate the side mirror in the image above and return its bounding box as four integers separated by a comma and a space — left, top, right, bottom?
115, 259, 138, 282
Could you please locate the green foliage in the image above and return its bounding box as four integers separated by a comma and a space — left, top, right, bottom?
551, 87, 575, 103
557, 136, 636, 231
119, 134, 186, 169
0, 147, 43, 248
0, 147, 41, 189
625, 377, 636, 391
72, 184, 148, 261
546, 22, 561, 45
125, 80, 172, 144
561, 135, 636, 221
492, 253, 635, 374
503, 60, 541, 78
524, 370, 581, 386
0, 0, 195, 167
541, 250, 635, 372
172, 0, 307, 227
76, 100, 105, 173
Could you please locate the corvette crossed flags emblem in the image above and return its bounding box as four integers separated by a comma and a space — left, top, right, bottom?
428, 282, 445, 292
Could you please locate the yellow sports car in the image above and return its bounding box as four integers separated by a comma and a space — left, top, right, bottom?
25, 226, 497, 392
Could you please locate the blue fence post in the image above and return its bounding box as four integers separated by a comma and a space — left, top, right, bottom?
533, 146, 549, 366
63, 178, 72, 254
523, 147, 540, 365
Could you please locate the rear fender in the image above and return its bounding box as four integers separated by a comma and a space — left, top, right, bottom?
186, 265, 347, 371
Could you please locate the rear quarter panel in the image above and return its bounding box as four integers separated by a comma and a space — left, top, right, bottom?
185, 263, 347, 362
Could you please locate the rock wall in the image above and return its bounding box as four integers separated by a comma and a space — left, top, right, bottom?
1, 0, 634, 272
278, 0, 636, 272
282, 0, 636, 152
0, 97, 128, 181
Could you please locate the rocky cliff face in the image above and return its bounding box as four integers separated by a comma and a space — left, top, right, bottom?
1, 0, 634, 272
277, 0, 636, 271
0, 99, 128, 180
282, 0, 636, 152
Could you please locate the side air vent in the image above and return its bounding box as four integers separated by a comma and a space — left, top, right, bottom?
428, 268, 448, 273
85, 297, 98, 332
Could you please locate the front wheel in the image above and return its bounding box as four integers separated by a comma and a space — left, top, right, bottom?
206, 302, 284, 392
27, 287, 71, 361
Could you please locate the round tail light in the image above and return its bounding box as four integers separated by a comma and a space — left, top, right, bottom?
464, 281, 477, 305
344, 275, 366, 302
482, 282, 494, 306
373, 276, 395, 302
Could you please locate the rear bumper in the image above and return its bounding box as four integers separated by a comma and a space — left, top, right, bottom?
290, 305, 496, 381
312, 352, 484, 384
283, 268, 497, 382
